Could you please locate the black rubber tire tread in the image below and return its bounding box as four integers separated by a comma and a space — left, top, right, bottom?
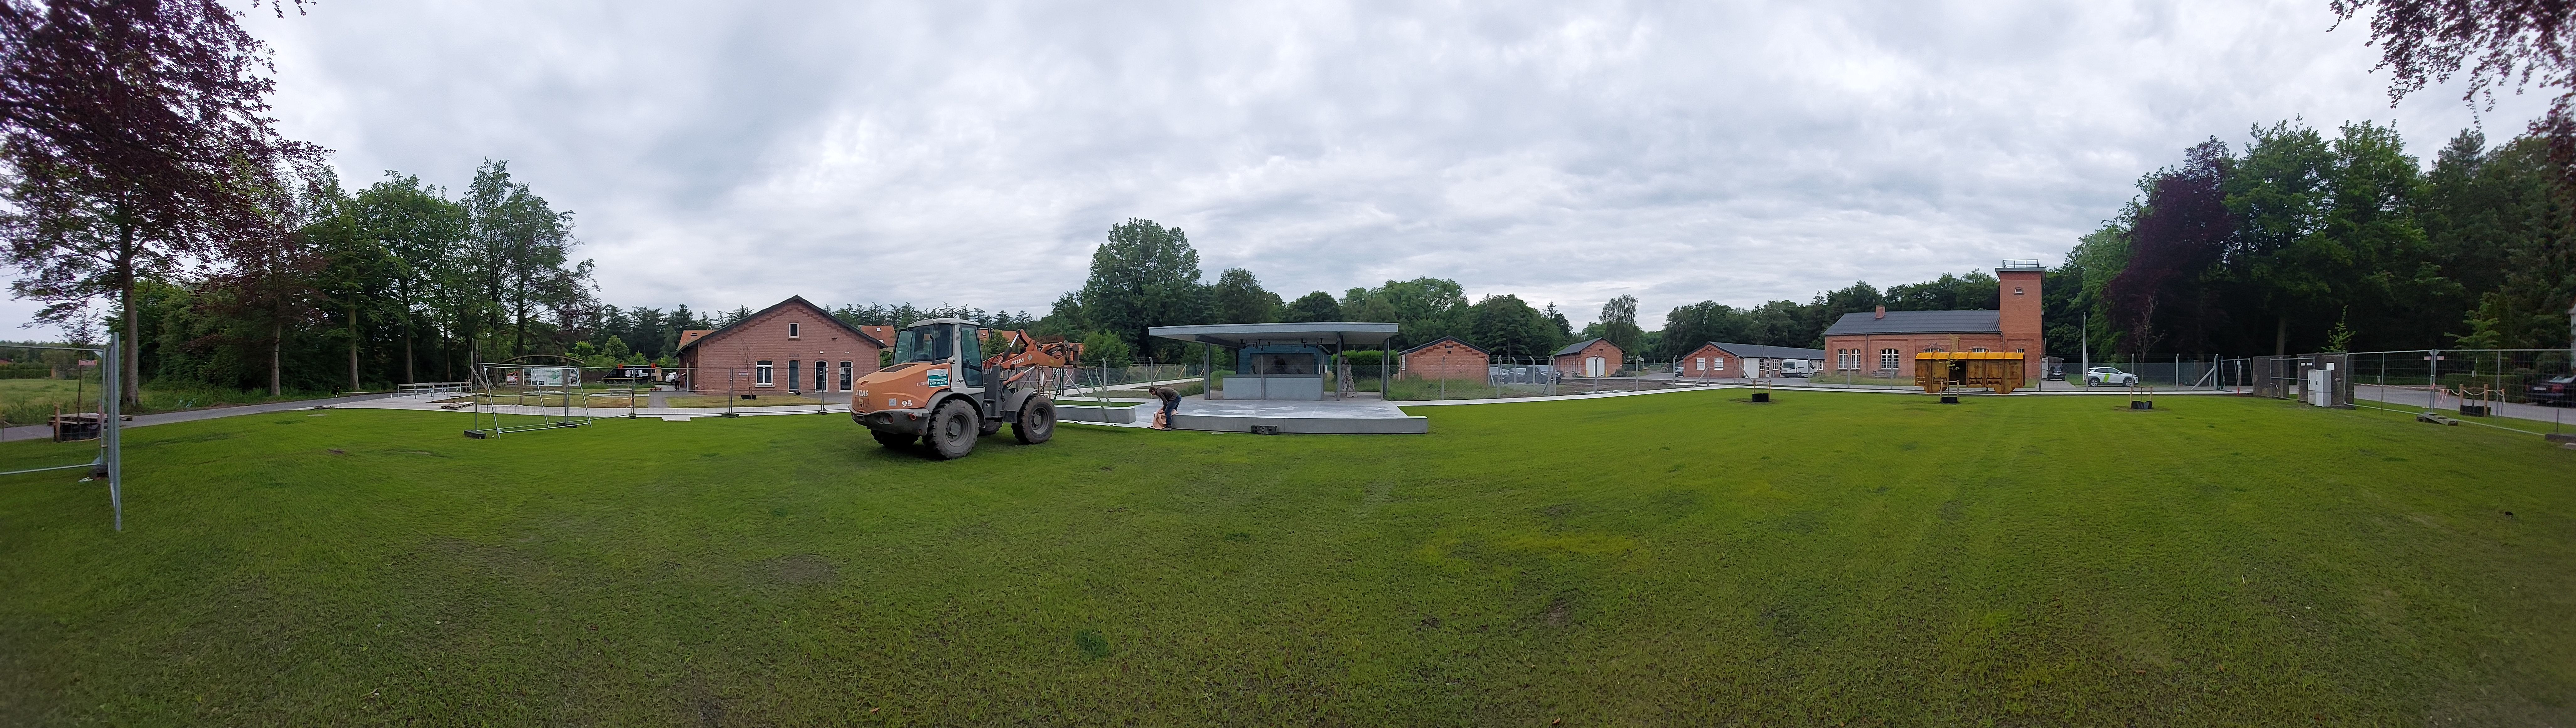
871, 430, 915, 448
979, 419, 1004, 437
925, 400, 979, 460
1014, 395, 1055, 444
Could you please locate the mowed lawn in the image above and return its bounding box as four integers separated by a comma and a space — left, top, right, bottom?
0, 392, 2568, 725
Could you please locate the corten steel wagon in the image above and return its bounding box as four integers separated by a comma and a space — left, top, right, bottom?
1914, 352, 2027, 394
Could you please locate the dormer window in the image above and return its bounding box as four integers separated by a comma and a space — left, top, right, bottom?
2013, 287, 2025, 295
788, 322, 800, 339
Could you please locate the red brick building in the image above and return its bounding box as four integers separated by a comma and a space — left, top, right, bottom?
1399, 336, 1489, 380
674, 296, 885, 394
1676, 342, 1827, 378
1821, 260, 2044, 376
1552, 337, 1623, 377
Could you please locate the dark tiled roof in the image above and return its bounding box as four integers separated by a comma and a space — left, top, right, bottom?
1553, 337, 1611, 357
1821, 310, 2001, 336
1701, 342, 1827, 360
1401, 335, 1488, 355
677, 295, 886, 351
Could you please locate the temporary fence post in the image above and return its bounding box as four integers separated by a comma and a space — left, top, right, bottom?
103, 333, 120, 532
2428, 349, 2440, 410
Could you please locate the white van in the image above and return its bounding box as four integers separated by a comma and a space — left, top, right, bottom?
1778, 359, 1818, 378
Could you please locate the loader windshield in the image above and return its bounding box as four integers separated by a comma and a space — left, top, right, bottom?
895, 325, 954, 364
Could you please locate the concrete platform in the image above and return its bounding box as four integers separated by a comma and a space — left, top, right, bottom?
1169, 395, 1428, 434
1057, 402, 1141, 424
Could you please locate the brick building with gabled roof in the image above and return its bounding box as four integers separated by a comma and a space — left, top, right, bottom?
1552, 337, 1623, 377
1821, 260, 2044, 376
1398, 336, 1490, 380
674, 296, 885, 395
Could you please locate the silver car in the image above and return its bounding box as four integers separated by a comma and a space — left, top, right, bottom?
2083, 367, 2139, 387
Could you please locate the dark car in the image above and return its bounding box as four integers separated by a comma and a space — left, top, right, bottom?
2528, 374, 2575, 406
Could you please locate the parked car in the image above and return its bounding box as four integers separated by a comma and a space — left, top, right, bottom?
2083, 367, 2139, 387
2529, 374, 2575, 406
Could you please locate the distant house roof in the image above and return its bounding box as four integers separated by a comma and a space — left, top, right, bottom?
1553, 337, 1614, 357
1699, 342, 1828, 360
678, 329, 713, 348
678, 296, 885, 351
1401, 336, 1489, 356
1821, 310, 2001, 336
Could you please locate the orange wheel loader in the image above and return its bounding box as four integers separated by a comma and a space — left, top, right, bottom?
849, 318, 1082, 459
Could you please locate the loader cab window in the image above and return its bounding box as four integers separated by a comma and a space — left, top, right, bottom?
895, 325, 954, 364
959, 328, 984, 387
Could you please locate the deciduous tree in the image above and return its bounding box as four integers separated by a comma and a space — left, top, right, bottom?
0, 0, 324, 405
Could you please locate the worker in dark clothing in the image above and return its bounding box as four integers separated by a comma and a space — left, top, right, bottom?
1150, 385, 1183, 430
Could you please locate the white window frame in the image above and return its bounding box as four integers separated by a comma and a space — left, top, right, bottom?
788, 322, 800, 340
1879, 348, 1900, 370
755, 360, 775, 386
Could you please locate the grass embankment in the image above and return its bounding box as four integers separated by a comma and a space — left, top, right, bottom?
0, 394, 2569, 724
0, 379, 334, 425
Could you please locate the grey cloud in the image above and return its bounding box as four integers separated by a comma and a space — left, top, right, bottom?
0, 0, 2551, 335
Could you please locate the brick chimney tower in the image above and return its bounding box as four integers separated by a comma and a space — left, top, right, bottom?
1997, 260, 2044, 360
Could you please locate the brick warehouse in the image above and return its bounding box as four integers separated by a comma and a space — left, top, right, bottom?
1821, 260, 2044, 376
674, 296, 886, 395
1676, 342, 1827, 378
1398, 336, 1489, 380
1552, 337, 1623, 377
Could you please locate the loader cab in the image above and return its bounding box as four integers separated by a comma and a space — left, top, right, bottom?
896, 318, 983, 389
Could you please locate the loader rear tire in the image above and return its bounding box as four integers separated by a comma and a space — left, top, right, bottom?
1014, 395, 1056, 444
925, 400, 979, 460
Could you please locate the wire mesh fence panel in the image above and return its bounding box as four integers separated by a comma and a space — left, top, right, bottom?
2342, 349, 2573, 434
0, 337, 125, 529
0, 342, 111, 435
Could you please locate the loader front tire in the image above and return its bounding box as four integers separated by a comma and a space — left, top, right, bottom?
925, 400, 979, 460
1014, 395, 1056, 444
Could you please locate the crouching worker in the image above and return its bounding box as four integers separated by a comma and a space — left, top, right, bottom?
1150, 385, 1183, 430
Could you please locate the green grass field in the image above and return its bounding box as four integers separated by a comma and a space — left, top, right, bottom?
0, 378, 333, 425
0, 392, 2568, 725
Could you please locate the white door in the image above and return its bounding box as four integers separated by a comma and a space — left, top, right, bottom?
2308, 369, 2331, 406
1746, 358, 1762, 378
1586, 356, 1604, 377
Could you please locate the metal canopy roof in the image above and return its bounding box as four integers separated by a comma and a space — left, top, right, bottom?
1700, 341, 1829, 360
1149, 322, 1400, 348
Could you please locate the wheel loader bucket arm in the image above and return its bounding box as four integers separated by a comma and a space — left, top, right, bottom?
986, 332, 1082, 370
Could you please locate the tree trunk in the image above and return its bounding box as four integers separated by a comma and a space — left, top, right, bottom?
115, 222, 140, 409
347, 298, 361, 392
2274, 315, 2289, 356
401, 306, 415, 384
270, 320, 283, 396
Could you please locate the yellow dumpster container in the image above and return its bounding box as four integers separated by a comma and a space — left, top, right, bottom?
1913, 352, 2026, 395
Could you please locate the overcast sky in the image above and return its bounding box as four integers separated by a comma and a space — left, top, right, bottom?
5, 1, 2557, 335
